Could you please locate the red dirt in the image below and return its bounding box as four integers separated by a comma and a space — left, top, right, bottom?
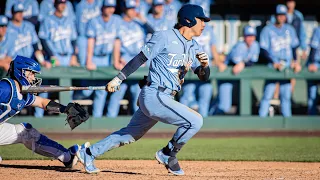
0, 160, 319, 180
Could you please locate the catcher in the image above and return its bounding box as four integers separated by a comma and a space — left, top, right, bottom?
0, 55, 89, 167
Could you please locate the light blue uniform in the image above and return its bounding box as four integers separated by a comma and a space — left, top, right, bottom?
75, 0, 102, 66
189, 0, 211, 17
7, 21, 39, 58
306, 27, 320, 115
118, 19, 148, 112
39, 14, 77, 65
259, 23, 299, 117
80, 14, 123, 117
270, 10, 307, 51
0, 28, 17, 60
136, 0, 151, 18
88, 29, 204, 158
179, 25, 216, 117
5, 0, 39, 19
164, 0, 182, 23
215, 41, 260, 114
39, 0, 76, 22
36, 14, 77, 117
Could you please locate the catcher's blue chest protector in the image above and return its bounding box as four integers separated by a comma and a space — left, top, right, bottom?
0, 78, 34, 123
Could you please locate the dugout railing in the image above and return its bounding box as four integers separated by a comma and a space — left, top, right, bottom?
4, 66, 320, 132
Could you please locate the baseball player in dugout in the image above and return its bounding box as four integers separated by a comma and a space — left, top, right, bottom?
7, 3, 50, 68
0, 15, 17, 72
0, 56, 89, 167
5, 0, 39, 26
259, 4, 300, 117
39, 0, 79, 67
77, 4, 210, 175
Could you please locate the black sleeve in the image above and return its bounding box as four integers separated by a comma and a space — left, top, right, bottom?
46, 100, 66, 114
194, 65, 210, 81
116, 51, 148, 80
32, 43, 39, 52
292, 47, 298, 60
24, 16, 38, 26
40, 38, 54, 57
309, 47, 317, 63
142, 22, 155, 34
71, 40, 77, 55
245, 61, 254, 67
260, 48, 274, 63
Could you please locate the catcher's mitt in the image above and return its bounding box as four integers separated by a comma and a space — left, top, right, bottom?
64, 103, 89, 130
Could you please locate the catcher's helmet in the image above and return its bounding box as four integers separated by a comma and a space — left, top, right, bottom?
7, 55, 42, 86
177, 4, 210, 28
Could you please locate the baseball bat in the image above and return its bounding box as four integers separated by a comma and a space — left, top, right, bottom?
21, 85, 106, 94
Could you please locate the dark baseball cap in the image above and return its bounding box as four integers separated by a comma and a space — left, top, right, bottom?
276, 4, 287, 15
12, 3, 24, 13
0, 16, 8, 26
103, 0, 116, 7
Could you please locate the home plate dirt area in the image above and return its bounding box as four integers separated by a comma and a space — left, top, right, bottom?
0, 160, 319, 180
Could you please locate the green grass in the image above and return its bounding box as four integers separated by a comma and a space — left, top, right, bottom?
1, 137, 320, 162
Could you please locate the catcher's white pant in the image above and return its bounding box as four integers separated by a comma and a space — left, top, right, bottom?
0, 122, 71, 162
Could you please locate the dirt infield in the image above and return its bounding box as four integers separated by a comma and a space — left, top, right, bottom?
0, 160, 319, 180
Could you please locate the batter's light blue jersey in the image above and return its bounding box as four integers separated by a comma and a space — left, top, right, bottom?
225, 40, 260, 65
5, 0, 39, 18
76, 0, 102, 36
260, 24, 299, 67
0, 29, 18, 59
7, 21, 39, 58
141, 29, 202, 92
86, 14, 122, 56
39, 15, 77, 55
164, 0, 182, 23
146, 14, 174, 31
119, 20, 147, 62
309, 27, 320, 67
193, 25, 216, 64
189, 0, 211, 17
39, 0, 76, 22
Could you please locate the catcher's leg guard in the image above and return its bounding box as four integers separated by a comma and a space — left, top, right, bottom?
16, 123, 72, 163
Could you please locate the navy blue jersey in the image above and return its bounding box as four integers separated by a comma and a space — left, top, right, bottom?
0, 78, 35, 123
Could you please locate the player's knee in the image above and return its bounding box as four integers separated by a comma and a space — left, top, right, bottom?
191, 116, 203, 132
15, 123, 41, 144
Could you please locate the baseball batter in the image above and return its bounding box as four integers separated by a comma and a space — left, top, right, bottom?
0, 55, 89, 167
77, 4, 211, 175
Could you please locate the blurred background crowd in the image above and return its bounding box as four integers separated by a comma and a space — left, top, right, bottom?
0, 0, 319, 118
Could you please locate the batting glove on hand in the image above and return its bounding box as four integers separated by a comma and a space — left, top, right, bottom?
106, 76, 122, 92
196, 52, 209, 67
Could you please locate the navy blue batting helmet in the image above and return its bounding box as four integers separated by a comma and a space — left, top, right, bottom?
177, 4, 210, 28
8, 56, 42, 86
